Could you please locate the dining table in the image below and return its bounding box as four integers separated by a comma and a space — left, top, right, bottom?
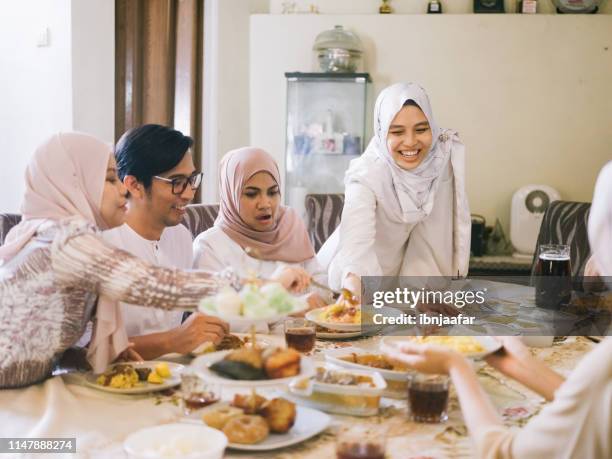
0, 280, 602, 459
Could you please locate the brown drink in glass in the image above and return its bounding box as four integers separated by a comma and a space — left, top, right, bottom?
407, 373, 449, 423
534, 244, 572, 310
284, 318, 316, 353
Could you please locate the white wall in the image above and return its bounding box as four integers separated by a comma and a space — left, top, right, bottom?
250, 14, 612, 233
0, 0, 73, 213
202, 0, 255, 202
269, 0, 612, 14
0, 0, 114, 213
71, 0, 115, 143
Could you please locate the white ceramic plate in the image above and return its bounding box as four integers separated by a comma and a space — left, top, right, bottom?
380, 335, 503, 360
201, 304, 309, 328
83, 361, 184, 394
306, 306, 405, 333
189, 333, 279, 357
191, 350, 315, 388
306, 307, 361, 332
324, 347, 409, 381
184, 405, 330, 451
316, 328, 363, 340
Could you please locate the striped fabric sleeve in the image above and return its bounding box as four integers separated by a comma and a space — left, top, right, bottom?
51, 221, 229, 309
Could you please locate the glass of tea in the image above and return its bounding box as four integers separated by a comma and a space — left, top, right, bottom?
407, 373, 449, 423
180, 369, 221, 416
335, 425, 386, 459
284, 318, 316, 353
534, 244, 572, 310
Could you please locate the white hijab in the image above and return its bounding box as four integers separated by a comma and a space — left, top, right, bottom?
588, 161, 612, 277
346, 82, 462, 223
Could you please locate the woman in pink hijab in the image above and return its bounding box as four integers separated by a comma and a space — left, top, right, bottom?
0, 132, 231, 389
193, 147, 329, 310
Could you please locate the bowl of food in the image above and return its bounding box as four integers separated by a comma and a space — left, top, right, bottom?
123, 423, 227, 459
199, 283, 307, 326
324, 347, 411, 399
191, 345, 315, 387
288, 365, 387, 416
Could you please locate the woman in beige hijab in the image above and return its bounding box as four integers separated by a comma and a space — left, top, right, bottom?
193, 147, 329, 311
0, 132, 230, 389
383, 162, 612, 459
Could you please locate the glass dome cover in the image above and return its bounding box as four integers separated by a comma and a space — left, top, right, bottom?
313, 25, 363, 54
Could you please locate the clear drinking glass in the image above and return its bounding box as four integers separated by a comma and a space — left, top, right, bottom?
284, 318, 316, 353
180, 370, 221, 416
534, 244, 572, 310
407, 373, 449, 423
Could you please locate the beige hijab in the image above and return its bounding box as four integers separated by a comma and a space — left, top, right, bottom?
215, 147, 315, 263
0, 132, 128, 373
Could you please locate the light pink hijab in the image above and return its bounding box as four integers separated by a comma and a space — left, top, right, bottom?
216, 147, 315, 263
0, 132, 129, 373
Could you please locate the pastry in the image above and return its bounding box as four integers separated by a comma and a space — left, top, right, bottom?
259, 398, 296, 433
231, 393, 267, 414
201, 405, 244, 430
263, 347, 301, 379
222, 415, 269, 444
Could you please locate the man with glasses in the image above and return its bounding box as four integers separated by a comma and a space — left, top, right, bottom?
103, 124, 228, 359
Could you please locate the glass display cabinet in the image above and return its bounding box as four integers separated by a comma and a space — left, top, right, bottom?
284, 72, 372, 219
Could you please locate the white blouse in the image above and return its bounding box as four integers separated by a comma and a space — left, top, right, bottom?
320, 161, 459, 290
475, 337, 612, 459
193, 226, 327, 287
102, 223, 193, 337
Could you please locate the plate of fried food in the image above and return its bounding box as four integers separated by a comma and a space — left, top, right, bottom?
191, 344, 315, 388
194, 392, 330, 451
380, 335, 502, 360
84, 361, 183, 394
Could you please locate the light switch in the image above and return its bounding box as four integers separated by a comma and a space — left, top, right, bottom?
36, 27, 50, 47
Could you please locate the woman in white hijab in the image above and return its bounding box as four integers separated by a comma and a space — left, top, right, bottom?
383, 161, 612, 459
319, 82, 470, 295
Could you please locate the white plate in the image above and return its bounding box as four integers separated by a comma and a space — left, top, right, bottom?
189, 333, 279, 357
380, 335, 503, 360
324, 347, 409, 381
83, 361, 184, 394
306, 307, 361, 332
316, 328, 363, 340
306, 306, 405, 333
191, 350, 315, 388
184, 405, 330, 451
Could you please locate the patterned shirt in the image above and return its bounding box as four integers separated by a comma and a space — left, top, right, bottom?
0, 219, 227, 388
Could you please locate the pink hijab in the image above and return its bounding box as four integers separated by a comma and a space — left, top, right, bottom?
0, 132, 129, 373
216, 147, 315, 263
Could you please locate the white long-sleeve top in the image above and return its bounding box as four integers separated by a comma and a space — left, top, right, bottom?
474, 337, 612, 459
321, 160, 465, 290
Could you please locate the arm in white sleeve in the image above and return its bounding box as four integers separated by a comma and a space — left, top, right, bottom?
328, 182, 382, 290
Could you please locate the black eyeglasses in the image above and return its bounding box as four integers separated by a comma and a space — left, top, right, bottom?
153, 172, 203, 195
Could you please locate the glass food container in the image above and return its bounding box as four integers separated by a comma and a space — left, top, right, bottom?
312, 25, 364, 73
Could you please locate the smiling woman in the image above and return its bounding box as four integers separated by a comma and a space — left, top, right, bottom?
319, 82, 472, 297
